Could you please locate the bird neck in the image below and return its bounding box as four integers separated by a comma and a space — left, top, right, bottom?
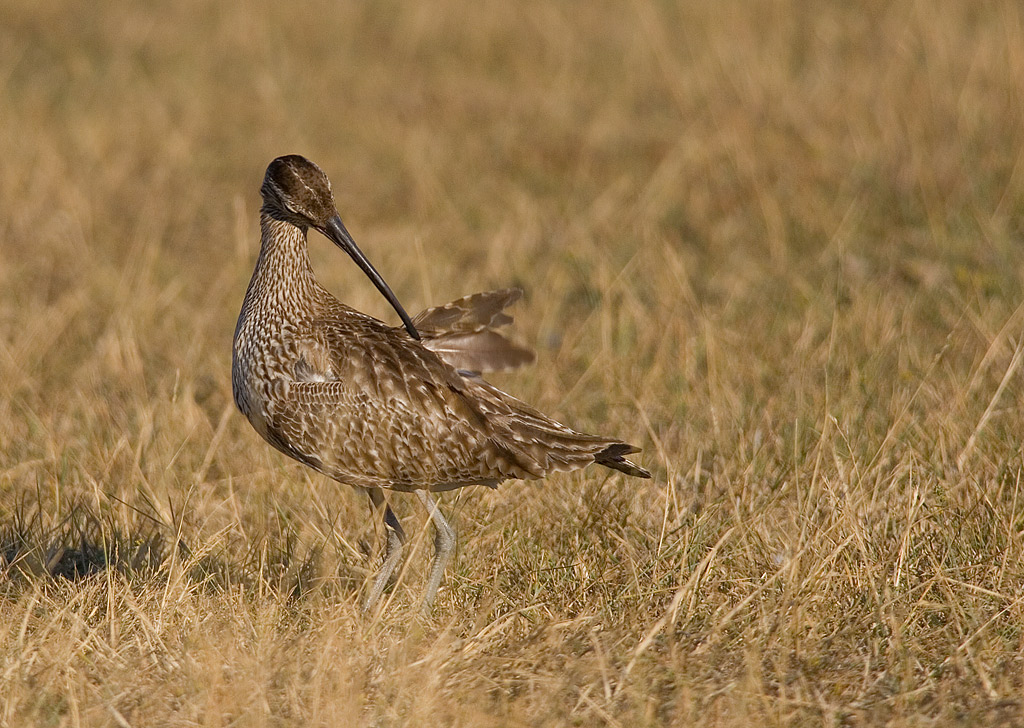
239, 212, 324, 326
254, 211, 318, 288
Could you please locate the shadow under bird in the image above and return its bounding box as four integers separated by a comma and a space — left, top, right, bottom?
232, 155, 651, 611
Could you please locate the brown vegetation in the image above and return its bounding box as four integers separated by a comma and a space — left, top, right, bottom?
2, 0, 1024, 724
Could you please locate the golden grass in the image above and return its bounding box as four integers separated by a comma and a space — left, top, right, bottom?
3, 0, 1024, 724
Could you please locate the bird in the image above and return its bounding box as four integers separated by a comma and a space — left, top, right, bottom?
232, 154, 651, 611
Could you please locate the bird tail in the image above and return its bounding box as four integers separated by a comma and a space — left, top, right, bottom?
595, 442, 652, 478
415, 289, 652, 480
465, 376, 652, 480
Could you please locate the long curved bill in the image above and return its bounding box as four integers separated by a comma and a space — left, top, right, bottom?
322, 214, 420, 340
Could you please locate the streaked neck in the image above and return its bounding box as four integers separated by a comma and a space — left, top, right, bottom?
254, 212, 317, 287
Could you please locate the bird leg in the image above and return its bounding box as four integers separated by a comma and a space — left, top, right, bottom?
363, 489, 406, 611
416, 490, 456, 612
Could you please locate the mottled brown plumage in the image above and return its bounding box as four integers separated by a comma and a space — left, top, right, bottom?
232, 155, 650, 610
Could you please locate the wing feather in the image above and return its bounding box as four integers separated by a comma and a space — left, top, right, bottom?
258, 290, 647, 490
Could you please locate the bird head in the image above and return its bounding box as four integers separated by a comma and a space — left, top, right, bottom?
260, 155, 420, 340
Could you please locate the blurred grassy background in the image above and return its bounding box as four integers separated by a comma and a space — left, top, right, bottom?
2, 0, 1024, 725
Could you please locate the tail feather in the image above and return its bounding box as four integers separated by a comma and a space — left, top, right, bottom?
467, 377, 652, 480
595, 442, 652, 478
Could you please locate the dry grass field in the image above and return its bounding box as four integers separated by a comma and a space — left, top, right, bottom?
2, 0, 1024, 724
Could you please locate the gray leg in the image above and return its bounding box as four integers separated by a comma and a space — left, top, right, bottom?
416, 490, 456, 612
363, 489, 406, 612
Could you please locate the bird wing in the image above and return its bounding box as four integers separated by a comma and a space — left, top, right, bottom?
261, 296, 647, 491
412, 288, 523, 331
413, 289, 535, 373
261, 314, 526, 490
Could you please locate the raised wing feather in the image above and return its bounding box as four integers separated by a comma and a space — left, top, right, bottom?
422, 330, 534, 373
414, 289, 535, 373
412, 288, 523, 331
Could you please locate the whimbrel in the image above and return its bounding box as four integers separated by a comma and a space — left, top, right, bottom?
232, 155, 651, 611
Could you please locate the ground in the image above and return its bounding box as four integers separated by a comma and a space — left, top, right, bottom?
2, 0, 1024, 725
